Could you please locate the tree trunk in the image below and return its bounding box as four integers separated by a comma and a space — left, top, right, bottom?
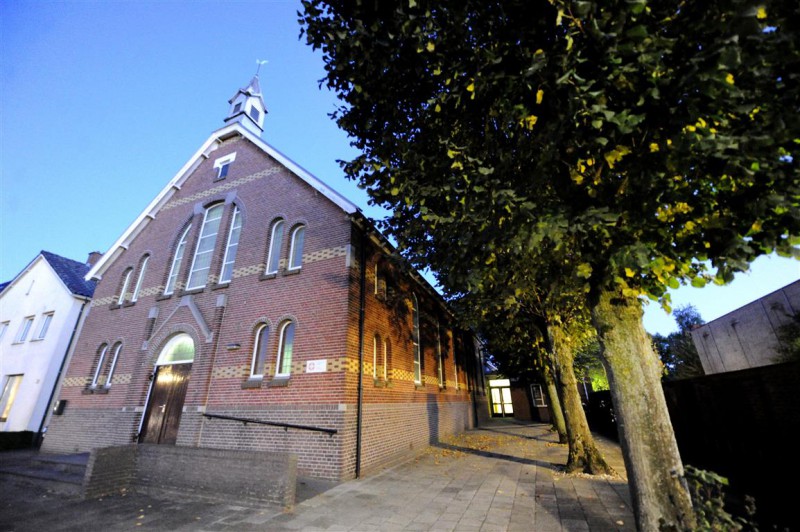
540, 359, 568, 443
549, 323, 614, 475
591, 287, 695, 531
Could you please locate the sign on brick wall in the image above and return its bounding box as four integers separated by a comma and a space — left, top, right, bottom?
306, 359, 327, 373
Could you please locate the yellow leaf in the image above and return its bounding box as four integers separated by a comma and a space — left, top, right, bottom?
566, 35, 573, 51
726, 73, 735, 85
519, 115, 538, 130
756, 6, 767, 19
451, 161, 463, 170
625, 268, 635, 278
426, 42, 435, 52
466, 82, 475, 92
435, 103, 441, 113
536, 89, 544, 104
649, 143, 659, 152
447, 149, 459, 158
534, 49, 544, 55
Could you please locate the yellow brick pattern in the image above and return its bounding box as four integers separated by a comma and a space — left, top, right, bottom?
212, 365, 251, 379
63, 376, 91, 388
163, 166, 283, 210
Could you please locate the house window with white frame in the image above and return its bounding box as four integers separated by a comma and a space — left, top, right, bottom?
288, 225, 305, 271
186, 204, 224, 289
131, 256, 149, 302
412, 295, 421, 385
165, 225, 191, 295
382, 338, 390, 381
0, 375, 24, 422
219, 206, 242, 284
265, 219, 285, 274
105, 342, 122, 388
372, 334, 380, 379
250, 324, 270, 378
0, 321, 9, 342
35, 312, 54, 340
15, 317, 34, 343
275, 321, 296, 378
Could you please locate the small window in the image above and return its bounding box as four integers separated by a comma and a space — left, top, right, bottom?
15, 317, 34, 343
265, 219, 285, 274
412, 295, 421, 384
531, 384, 547, 407
187, 204, 224, 290
233, 102, 242, 113
131, 256, 149, 302
90, 345, 109, 388
249, 106, 260, 121
276, 321, 295, 377
0, 321, 9, 342
219, 206, 243, 284
250, 324, 270, 378
213, 153, 236, 181
288, 225, 306, 270
165, 225, 191, 295
35, 312, 54, 340
118, 269, 133, 304
0, 375, 24, 422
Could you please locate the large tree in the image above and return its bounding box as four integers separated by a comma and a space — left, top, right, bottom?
301, 1, 799, 528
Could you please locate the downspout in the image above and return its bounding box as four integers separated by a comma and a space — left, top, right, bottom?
36, 299, 89, 447
355, 228, 367, 478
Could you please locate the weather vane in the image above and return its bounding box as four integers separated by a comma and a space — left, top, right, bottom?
255, 59, 268, 76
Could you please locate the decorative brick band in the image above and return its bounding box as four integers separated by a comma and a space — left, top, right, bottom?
163, 166, 283, 210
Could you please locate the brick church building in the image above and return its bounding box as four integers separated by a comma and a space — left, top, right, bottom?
42, 77, 486, 480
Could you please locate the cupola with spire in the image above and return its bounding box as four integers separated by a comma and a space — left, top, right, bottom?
224, 75, 267, 136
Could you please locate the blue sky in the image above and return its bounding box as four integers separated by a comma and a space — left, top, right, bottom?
1, 1, 797, 336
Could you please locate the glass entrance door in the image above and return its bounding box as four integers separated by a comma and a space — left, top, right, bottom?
489, 379, 514, 417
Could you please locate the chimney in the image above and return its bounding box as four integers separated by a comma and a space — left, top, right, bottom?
86, 251, 103, 267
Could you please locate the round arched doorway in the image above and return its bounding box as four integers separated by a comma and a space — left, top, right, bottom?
138, 333, 195, 444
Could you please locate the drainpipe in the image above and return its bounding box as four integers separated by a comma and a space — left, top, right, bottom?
36, 299, 89, 447
355, 228, 367, 478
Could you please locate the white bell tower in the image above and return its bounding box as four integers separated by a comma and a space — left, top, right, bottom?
224, 75, 267, 136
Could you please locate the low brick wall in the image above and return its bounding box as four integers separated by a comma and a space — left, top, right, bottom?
83, 444, 297, 509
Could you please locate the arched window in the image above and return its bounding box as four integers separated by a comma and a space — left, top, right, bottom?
412, 294, 421, 384
187, 204, 224, 289
90, 344, 109, 388
383, 338, 390, 381
117, 269, 133, 305
372, 334, 380, 379
250, 324, 270, 378
265, 219, 285, 274
288, 225, 306, 271
156, 333, 195, 365
131, 255, 149, 302
106, 342, 123, 387
276, 321, 296, 377
219, 206, 242, 284
165, 225, 191, 295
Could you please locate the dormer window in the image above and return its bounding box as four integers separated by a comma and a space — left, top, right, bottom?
233, 102, 242, 113
213, 153, 236, 181
249, 107, 260, 121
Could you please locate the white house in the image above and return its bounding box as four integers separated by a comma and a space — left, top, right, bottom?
0, 251, 96, 441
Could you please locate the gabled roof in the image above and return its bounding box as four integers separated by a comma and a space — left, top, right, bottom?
86, 122, 359, 281
0, 251, 96, 299
40, 251, 96, 298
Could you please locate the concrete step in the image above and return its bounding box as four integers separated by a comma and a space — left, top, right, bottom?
32, 452, 89, 475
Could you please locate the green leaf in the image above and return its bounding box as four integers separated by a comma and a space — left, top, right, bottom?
690, 277, 707, 288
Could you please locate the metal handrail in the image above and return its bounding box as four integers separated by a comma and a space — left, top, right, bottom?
202, 412, 337, 436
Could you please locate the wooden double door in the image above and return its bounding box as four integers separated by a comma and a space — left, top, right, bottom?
139, 363, 191, 444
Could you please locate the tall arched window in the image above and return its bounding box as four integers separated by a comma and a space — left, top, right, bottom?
250, 324, 270, 378
165, 225, 191, 295
288, 225, 306, 271
219, 206, 243, 284
105, 342, 123, 388
131, 255, 149, 302
372, 334, 380, 379
117, 269, 133, 305
265, 219, 285, 274
276, 321, 296, 377
90, 344, 109, 388
383, 338, 390, 381
187, 204, 224, 289
412, 294, 421, 384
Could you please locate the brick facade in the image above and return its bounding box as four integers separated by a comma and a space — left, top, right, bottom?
43, 124, 485, 480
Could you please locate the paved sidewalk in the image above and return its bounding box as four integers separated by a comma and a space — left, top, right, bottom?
1, 421, 634, 531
